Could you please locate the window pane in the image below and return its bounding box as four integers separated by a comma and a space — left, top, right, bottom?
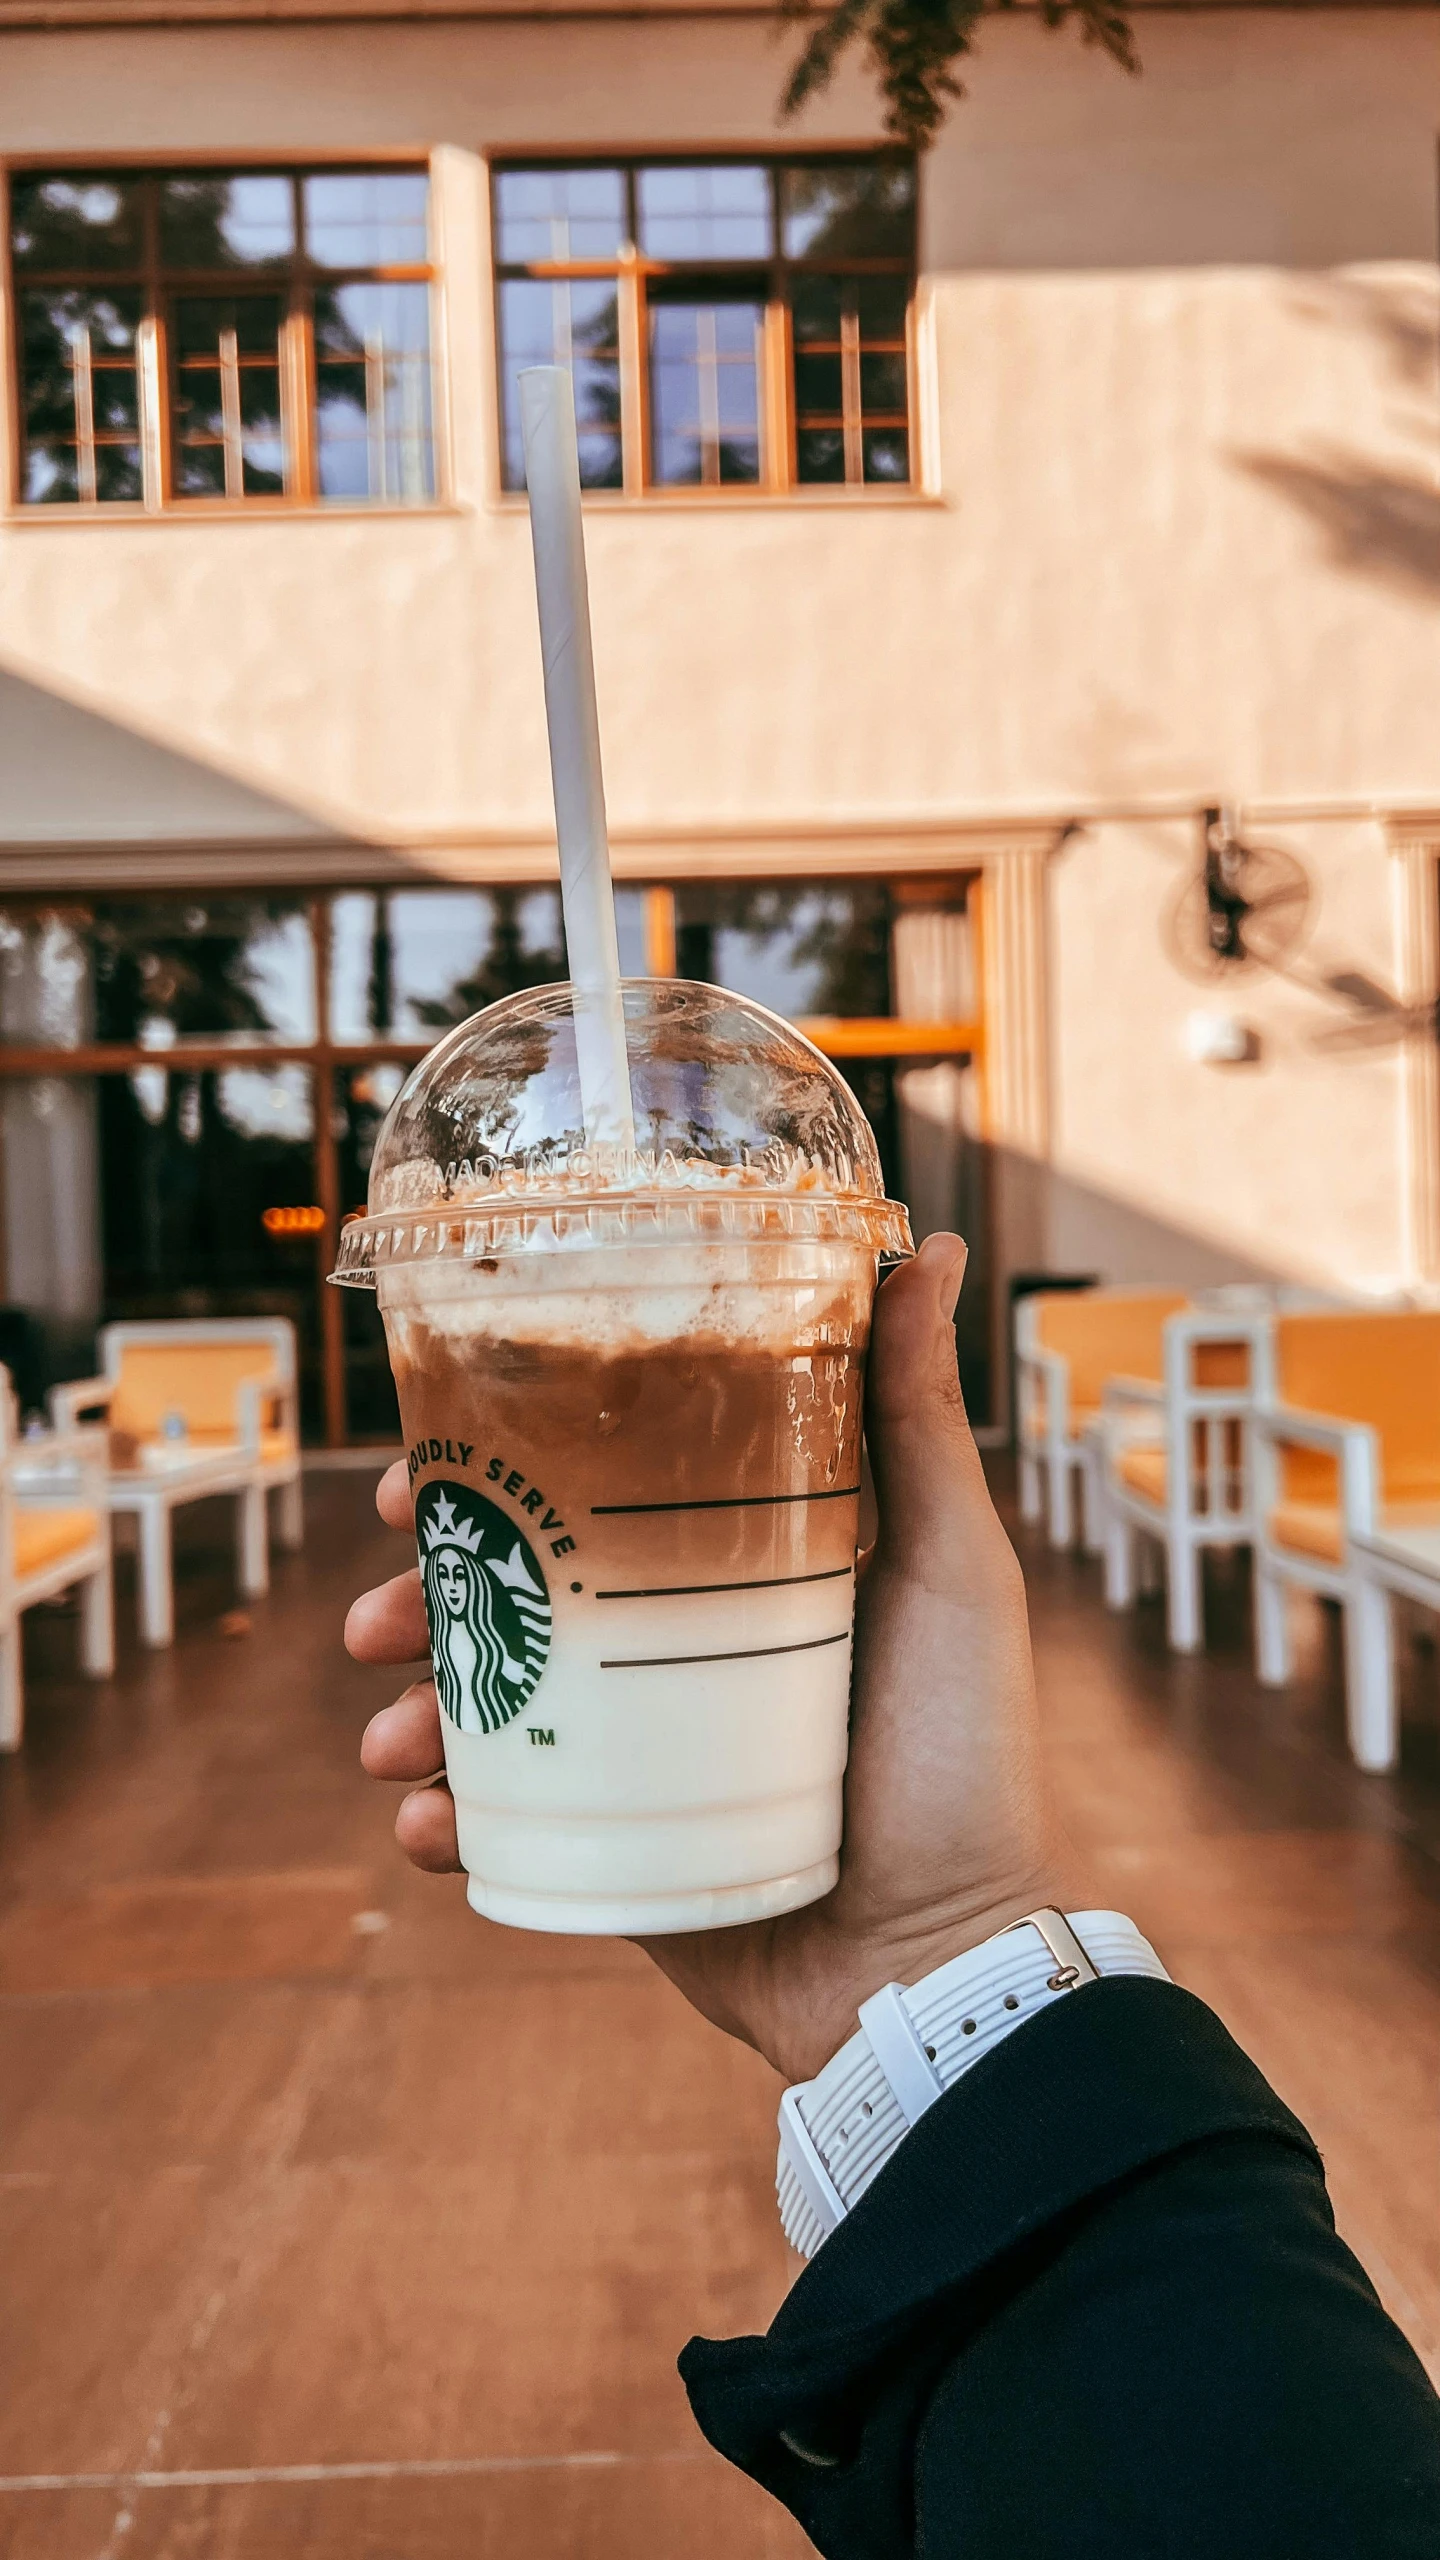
796, 428, 845, 485
328, 888, 565, 1042
0, 911, 95, 1047
22, 288, 140, 431
780, 161, 916, 260
498, 279, 621, 489
10, 175, 145, 272
22, 446, 79, 503
794, 351, 843, 417
94, 446, 144, 500
855, 277, 910, 340
159, 174, 296, 268
304, 170, 430, 268
314, 280, 433, 503
863, 426, 909, 483
672, 884, 891, 1018
636, 165, 771, 261
85, 898, 316, 1045
859, 349, 908, 414
97, 1065, 322, 1434
791, 276, 843, 345
171, 294, 286, 498
19, 288, 143, 507
650, 299, 762, 487
494, 167, 626, 265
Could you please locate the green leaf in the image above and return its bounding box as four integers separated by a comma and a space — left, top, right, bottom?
781, 0, 1139, 151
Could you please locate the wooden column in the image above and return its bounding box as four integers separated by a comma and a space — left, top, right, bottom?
1389, 818, 1440, 1290
978, 834, 1063, 1434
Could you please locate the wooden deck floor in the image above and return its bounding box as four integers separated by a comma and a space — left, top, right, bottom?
3, 1466, 1439, 2557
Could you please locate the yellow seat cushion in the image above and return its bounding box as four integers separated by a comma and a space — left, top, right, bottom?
1118, 1447, 1168, 1503
14, 1507, 100, 1580
1275, 1312, 1440, 1517
1033, 1291, 1189, 1420
1270, 1498, 1440, 1567
1269, 1500, 1343, 1565
110, 1343, 286, 1444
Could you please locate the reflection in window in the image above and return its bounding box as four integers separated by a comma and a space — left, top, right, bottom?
218, 1061, 314, 1140
793, 275, 909, 486
779, 161, 916, 261
498, 279, 622, 490
636, 165, 771, 260
315, 282, 433, 501
650, 300, 763, 487
493, 155, 915, 494
328, 889, 566, 1042
0, 903, 327, 1060
493, 166, 627, 265
11, 164, 435, 509
304, 170, 429, 269
171, 294, 287, 498
0, 913, 94, 1047
19, 287, 144, 504
672, 884, 891, 1019
159, 174, 295, 267
10, 175, 145, 271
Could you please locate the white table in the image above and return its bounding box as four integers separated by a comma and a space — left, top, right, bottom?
1353, 1519, 1440, 1618
103, 1445, 270, 1647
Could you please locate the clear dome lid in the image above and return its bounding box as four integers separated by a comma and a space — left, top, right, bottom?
332, 978, 913, 1285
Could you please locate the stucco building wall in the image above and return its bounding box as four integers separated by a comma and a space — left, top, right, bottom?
0, 4, 1436, 1330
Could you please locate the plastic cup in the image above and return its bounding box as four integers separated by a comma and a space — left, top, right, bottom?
333, 979, 912, 1935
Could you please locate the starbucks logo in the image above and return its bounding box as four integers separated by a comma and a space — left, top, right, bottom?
416, 1480, 551, 1735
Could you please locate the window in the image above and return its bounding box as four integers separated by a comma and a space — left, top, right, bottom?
9, 167, 436, 508
492, 156, 917, 495
0, 875, 986, 1446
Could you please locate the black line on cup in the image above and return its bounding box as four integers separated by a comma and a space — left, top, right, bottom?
599, 1630, 851, 1671
594, 1565, 855, 1601
591, 1484, 861, 1517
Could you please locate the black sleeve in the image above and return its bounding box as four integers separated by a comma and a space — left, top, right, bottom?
679, 1979, 1440, 2559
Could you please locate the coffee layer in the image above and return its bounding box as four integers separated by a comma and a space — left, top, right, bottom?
392, 1327, 864, 1587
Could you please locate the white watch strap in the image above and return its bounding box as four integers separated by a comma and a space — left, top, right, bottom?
776, 1909, 1169, 2259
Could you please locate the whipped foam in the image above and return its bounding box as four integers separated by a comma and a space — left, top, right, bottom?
372, 1143, 870, 1216
379, 1237, 875, 1354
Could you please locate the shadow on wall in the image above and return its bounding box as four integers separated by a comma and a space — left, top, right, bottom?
0, 659, 362, 858
983, 1142, 1361, 1435
1236, 454, 1440, 601
1233, 270, 1440, 601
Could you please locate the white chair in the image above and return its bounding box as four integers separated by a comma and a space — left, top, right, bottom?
0, 1375, 114, 1749
1097, 1312, 1272, 1652
1352, 1522, 1440, 1672
1250, 1311, 1440, 1773
51, 1318, 304, 1649
1016, 1289, 1190, 1551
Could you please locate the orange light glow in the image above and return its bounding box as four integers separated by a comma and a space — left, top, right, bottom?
262, 1205, 327, 1237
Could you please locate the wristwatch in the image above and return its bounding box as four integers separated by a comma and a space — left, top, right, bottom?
777, 1908, 1169, 2259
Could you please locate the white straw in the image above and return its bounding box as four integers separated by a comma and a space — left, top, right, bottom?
520, 365, 635, 1151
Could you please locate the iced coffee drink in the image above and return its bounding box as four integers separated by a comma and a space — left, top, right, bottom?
333, 980, 911, 1934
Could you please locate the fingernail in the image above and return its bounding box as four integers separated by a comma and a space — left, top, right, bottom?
937, 1236, 968, 1320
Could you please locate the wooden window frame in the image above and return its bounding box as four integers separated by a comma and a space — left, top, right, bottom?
5, 161, 439, 515
490, 152, 918, 501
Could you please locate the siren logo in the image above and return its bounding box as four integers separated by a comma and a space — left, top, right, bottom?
416, 1481, 551, 1735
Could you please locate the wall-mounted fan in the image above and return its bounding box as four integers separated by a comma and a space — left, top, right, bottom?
1310, 971, 1440, 1054
1165, 807, 1313, 985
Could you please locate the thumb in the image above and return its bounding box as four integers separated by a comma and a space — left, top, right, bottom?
865, 1233, 1004, 1578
